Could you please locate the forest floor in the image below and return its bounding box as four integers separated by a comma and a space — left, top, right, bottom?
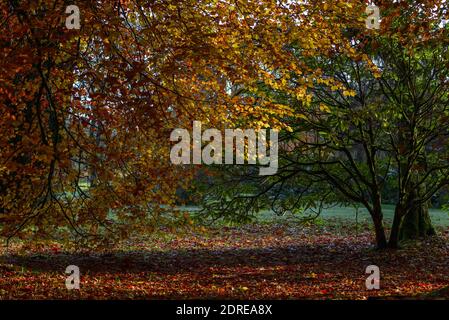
0, 218, 448, 299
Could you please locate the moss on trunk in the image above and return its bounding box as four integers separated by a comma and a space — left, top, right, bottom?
399, 182, 435, 240
399, 201, 435, 240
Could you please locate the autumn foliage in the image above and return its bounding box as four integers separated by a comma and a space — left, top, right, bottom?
0, 0, 373, 243
1, 0, 449, 301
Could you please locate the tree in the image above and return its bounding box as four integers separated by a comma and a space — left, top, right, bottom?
374, 0, 448, 247
0, 0, 367, 245
199, 0, 449, 249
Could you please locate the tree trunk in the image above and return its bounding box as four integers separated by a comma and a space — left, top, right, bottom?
399, 198, 435, 240
373, 217, 388, 249
388, 204, 404, 249
400, 182, 435, 240
372, 194, 388, 249
389, 184, 436, 248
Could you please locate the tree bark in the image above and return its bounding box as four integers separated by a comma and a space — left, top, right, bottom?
373, 217, 388, 249
389, 184, 436, 248
399, 197, 435, 241
401, 181, 435, 240
372, 194, 388, 249
388, 204, 404, 248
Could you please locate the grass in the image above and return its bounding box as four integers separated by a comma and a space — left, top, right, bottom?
183, 204, 449, 228
256, 204, 449, 227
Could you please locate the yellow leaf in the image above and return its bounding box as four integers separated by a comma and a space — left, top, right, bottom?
319, 103, 331, 113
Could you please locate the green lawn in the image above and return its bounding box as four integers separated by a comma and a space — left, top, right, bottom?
254, 204, 449, 227
182, 203, 448, 227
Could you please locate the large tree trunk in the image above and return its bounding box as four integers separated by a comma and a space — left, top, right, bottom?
399, 196, 435, 241
400, 181, 436, 240
389, 184, 436, 248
